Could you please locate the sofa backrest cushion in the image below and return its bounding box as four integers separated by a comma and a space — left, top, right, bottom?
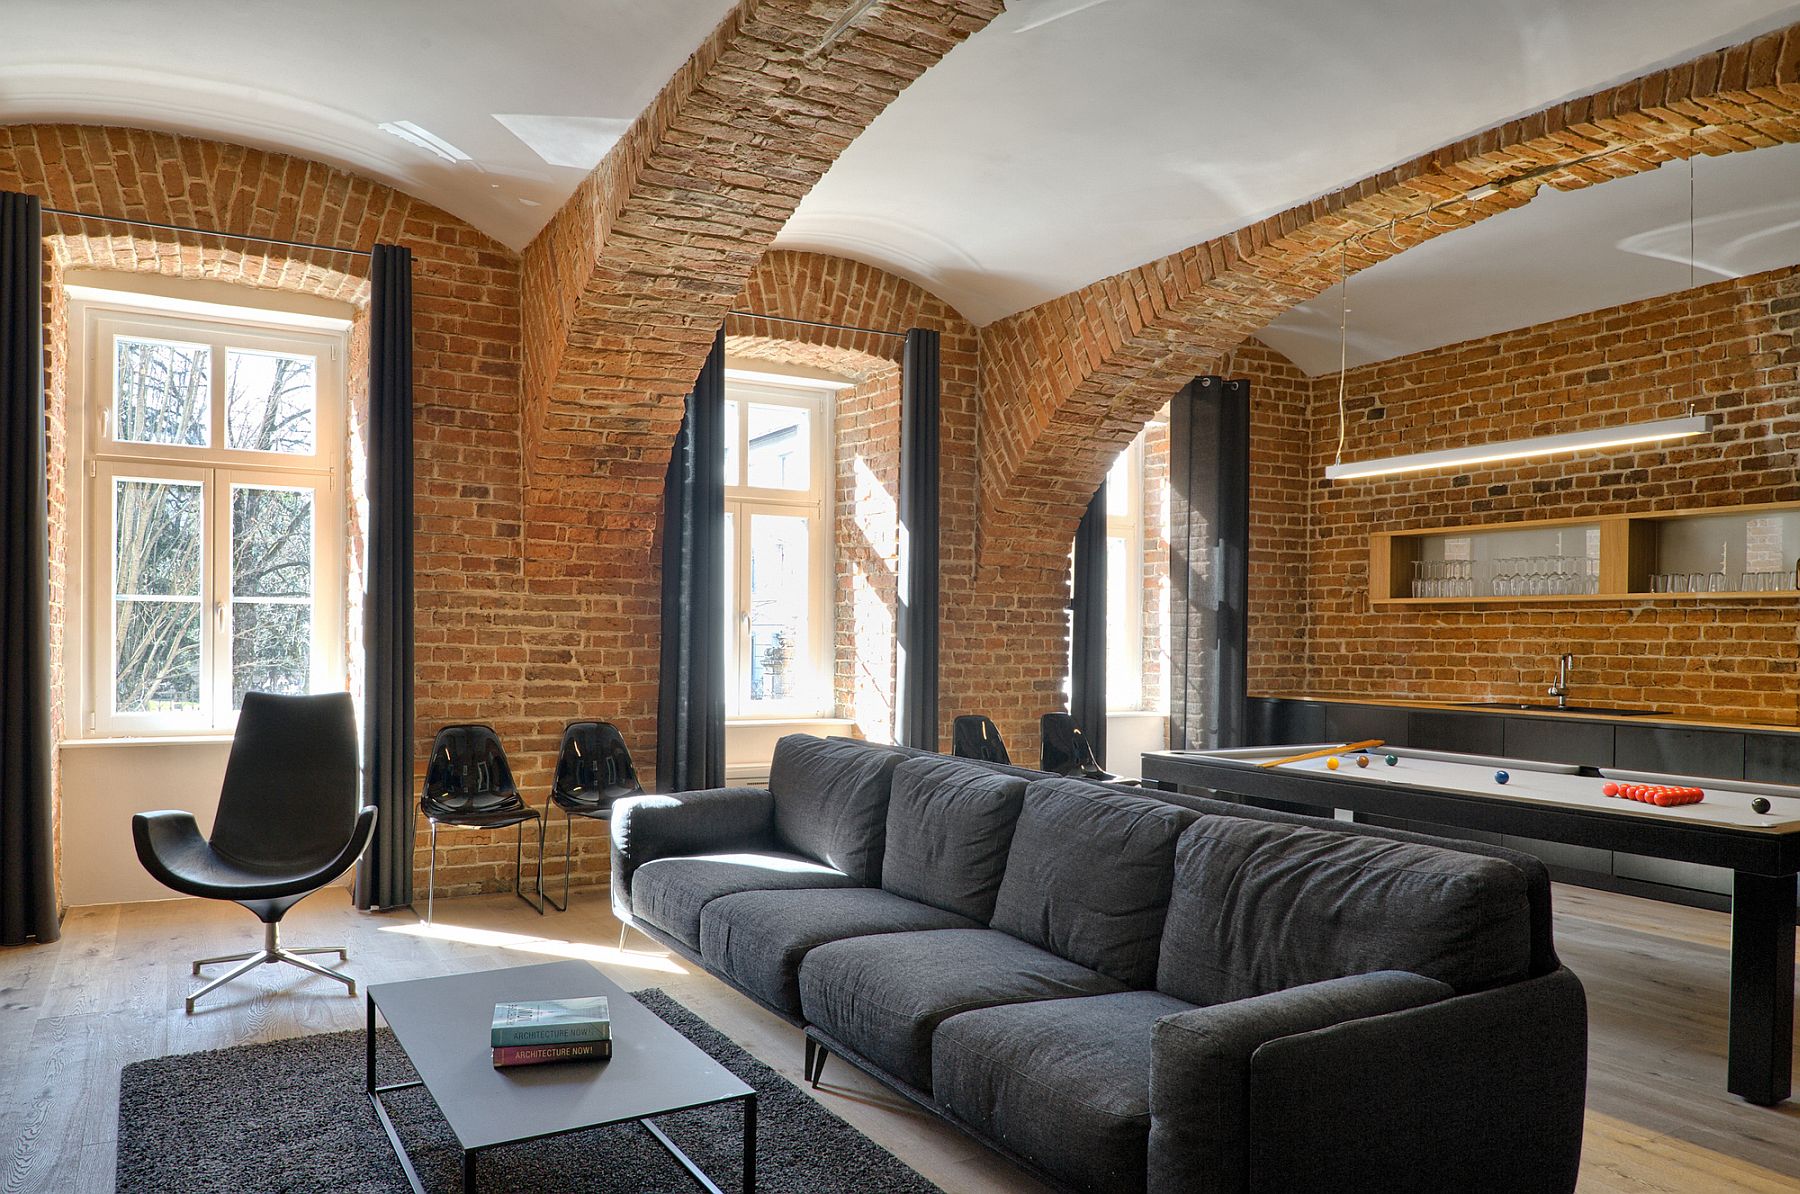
991, 779, 1193, 987
1157, 816, 1533, 1006
881, 756, 1029, 922
768, 735, 902, 885
1146, 786, 1561, 977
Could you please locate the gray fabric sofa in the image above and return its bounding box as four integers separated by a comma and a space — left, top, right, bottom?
611, 734, 1587, 1193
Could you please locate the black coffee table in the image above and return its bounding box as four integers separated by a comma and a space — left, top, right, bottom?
366, 959, 755, 1192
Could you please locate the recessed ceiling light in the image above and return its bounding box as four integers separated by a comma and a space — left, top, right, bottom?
376, 121, 470, 163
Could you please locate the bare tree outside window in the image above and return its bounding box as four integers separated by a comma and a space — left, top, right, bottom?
115, 338, 209, 446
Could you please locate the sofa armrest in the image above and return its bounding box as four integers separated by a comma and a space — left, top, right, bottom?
610, 787, 776, 922
1150, 966, 1587, 1194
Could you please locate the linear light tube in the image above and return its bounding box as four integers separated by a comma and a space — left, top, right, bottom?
1323, 415, 1712, 481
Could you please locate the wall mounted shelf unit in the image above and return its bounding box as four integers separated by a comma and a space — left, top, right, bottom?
1369, 501, 1800, 605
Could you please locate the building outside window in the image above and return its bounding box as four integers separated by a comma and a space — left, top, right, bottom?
70, 290, 347, 737
722, 374, 834, 718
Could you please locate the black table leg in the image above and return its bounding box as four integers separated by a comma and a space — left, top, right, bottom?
744, 1093, 757, 1193
463, 1148, 477, 1193
1728, 871, 1797, 1105
366, 993, 375, 1094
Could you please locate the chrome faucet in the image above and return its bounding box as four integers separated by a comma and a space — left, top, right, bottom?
1547, 653, 1574, 709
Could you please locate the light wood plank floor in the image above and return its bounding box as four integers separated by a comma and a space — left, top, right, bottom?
0, 883, 1794, 1193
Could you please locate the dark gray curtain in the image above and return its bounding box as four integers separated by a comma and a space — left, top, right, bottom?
657, 329, 726, 792
0, 192, 58, 945
354, 245, 415, 911
896, 328, 941, 750
1069, 482, 1108, 766
1169, 375, 1250, 751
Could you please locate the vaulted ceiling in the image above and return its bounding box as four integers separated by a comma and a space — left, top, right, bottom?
6, 0, 1800, 364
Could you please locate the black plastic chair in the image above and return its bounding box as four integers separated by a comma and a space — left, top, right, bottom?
952, 715, 1012, 765
542, 720, 643, 912
420, 724, 544, 922
1039, 711, 1120, 782
132, 692, 377, 1013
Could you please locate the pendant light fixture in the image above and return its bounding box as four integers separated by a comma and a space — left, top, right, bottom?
1324, 131, 1714, 483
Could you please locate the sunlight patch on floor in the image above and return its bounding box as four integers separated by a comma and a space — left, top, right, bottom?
383, 921, 688, 974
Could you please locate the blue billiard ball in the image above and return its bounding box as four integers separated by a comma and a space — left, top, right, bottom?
1494, 770, 1510, 785
1385, 754, 1398, 766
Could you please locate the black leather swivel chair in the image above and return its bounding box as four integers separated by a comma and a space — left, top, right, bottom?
420, 724, 545, 923
1039, 711, 1120, 782
133, 691, 377, 1014
542, 720, 643, 912
952, 715, 1012, 765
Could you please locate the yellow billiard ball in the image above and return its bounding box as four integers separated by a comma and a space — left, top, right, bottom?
1326, 756, 1340, 770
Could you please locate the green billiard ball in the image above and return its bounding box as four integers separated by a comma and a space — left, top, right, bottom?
1384, 754, 1398, 767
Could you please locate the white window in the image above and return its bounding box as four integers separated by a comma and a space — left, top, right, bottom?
1104, 411, 1170, 713
73, 299, 347, 736
722, 375, 833, 718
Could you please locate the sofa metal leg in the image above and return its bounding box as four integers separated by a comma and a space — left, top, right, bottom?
808, 1040, 830, 1087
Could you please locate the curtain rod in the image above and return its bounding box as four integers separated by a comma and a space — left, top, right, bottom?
40, 206, 373, 259
726, 309, 906, 338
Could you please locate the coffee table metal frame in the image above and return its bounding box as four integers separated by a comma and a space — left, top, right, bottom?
365, 966, 755, 1193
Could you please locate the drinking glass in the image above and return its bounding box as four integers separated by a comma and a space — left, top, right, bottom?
1688, 573, 1707, 593
1709, 572, 1727, 593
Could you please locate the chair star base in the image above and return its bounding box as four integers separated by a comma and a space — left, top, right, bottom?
186, 921, 356, 1013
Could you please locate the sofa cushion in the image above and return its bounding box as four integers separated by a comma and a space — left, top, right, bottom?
699, 887, 979, 1018
769, 735, 903, 885
881, 756, 1028, 922
630, 852, 858, 951
990, 780, 1192, 987
799, 928, 1127, 1092
933, 990, 1194, 1194
1157, 816, 1534, 1006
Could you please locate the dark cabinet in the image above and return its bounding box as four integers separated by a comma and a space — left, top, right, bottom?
1614, 726, 1744, 781
1502, 718, 1614, 766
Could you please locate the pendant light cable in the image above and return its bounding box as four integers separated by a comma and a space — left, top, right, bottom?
1335, 242, 1349, 468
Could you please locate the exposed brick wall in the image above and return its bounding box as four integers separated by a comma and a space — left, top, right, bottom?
1240, 342, 1315, 696
0, 124, 543, 906
961, 22, 1800, 755
1242, 265, 1800, 726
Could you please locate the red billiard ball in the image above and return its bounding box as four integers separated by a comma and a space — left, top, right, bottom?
1603, 782, 1619, 797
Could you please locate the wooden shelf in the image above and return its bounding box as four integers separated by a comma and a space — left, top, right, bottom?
1370, 500, 1800, 605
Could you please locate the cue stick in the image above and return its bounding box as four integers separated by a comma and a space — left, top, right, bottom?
1257, 739, 1385, 769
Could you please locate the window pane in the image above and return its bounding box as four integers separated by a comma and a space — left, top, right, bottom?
232, 603, 310, 708
227, 349, 316, 453
722, 400, 739, 486
115, 337, 210, 446
114, 598, 201, 713
747, 513, 809, 705
1105, 449, 1132, 517
115, 479, 202, 597
232, 486, 313, 598
746, 404, 809, 490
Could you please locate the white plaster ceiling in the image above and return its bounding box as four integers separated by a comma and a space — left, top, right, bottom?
1258, 140, 1800, 375
6, 0, 1800, 356
777, 0, 1800, 325
0, 0, 736, 250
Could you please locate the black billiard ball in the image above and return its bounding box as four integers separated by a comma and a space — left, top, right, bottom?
1751, 797, 1772, 815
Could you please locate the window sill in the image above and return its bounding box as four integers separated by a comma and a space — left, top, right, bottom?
726, 717, 855, 729
1105, 709, 1168, 721
61, 734, 236, 750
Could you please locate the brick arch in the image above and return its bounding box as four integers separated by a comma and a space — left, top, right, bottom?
977, 24, 1800, 559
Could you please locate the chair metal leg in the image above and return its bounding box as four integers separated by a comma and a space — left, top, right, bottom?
512, 819, 546, 915
186, 953, 267, 1014
192, 950, 258, 975
541, 807, 573, 913
427, 820, 439, 925
185, 922, 357, 1013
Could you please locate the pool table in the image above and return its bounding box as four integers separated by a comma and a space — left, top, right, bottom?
1141, 743, 1800, 1105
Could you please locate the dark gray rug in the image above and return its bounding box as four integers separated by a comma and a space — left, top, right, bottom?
117, 989, 943, 1193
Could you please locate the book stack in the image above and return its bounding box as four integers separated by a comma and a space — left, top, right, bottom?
490, 995, 612, 1068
